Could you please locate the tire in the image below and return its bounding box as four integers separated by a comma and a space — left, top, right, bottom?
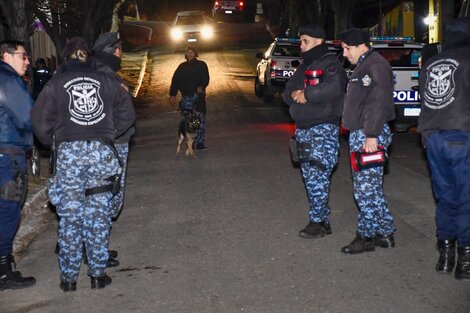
254, 77, 264, 98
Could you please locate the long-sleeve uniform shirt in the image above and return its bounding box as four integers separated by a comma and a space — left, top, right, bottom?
283, 44, 347, 129
342, 50, 395, 137
31, 60, 135, 146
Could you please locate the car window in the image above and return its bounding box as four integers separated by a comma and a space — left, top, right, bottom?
273, 45, 301, 57
374, 48, 421, 67
176, 15, 206, 25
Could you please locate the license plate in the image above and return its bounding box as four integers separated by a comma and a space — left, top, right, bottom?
275, 69, 295, 78
225, 10, 233, 14
404, 107, 421, 116
187, 38, 197, 42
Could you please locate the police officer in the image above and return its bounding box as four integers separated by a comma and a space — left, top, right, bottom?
418, 18, 470, 280
0, 40, 36, 290
339, 28, 396, 254
169, 45, 210, 150
91, 31, 134, 267
32, 57, 51, 100
31, 37, 135, 291
282, 24, 347, 239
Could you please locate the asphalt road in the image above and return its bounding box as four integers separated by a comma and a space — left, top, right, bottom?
2, 22, 470, 313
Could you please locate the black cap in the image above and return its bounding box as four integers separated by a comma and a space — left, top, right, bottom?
298, 24, 326, 39
445, 17, 470, 47
61, 37, 88, 60
339, 28, 370, 46
93, 32, 120, 52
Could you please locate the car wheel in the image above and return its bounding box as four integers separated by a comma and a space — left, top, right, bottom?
254, 77, 264, 97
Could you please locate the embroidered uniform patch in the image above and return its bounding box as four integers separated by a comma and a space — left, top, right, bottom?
64, 77, 105, 126
423, 58, 458, 109
362, 74, 371, 86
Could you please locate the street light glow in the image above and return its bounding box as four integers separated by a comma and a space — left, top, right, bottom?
424, 15, 436, 25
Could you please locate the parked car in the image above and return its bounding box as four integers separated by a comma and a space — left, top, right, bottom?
254, 38, 343, 103
212, 0, 245, 21
370, 36, 423, 132
170, 11, 215, 50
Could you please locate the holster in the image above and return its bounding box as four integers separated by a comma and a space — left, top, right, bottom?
84, 138, 123, 197
0, 164, 27, 204
289, 136, 326, 171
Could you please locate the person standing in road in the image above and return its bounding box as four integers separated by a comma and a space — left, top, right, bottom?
91, 31, 135, 268
31, 37, 135, 292
169, 45, 210, 150
282, 24, 347, 239
0, 40, 36, 291
418, 17, 470, 281
339, 28, 396, 254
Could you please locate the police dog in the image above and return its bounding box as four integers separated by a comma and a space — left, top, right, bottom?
176, 113, 201, 157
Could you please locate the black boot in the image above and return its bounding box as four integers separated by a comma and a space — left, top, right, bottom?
375, 234, 395, 248
90, 274, 112, 289
0, 255, 36, 290
298, 222, 332, 239
436, 240, 455, 273
455, 246, 470, 281
341, 234, 375, 254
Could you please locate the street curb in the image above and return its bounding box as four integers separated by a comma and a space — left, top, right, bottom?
13, 185, 55, 260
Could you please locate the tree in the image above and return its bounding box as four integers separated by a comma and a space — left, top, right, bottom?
0, 0, 34, 42
29, 0, 117, 58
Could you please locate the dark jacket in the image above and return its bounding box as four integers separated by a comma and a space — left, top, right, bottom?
342, 50, 395, 137
31, 60, 135, 146
418, 43, 470, 142
282, 44, 347, 129
169, 59, 209, 97
0, 60, 33, 149
91, 52, 136, 143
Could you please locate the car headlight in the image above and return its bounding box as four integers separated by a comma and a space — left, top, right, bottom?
171, 28, 183, 40
201, 26, 214, 39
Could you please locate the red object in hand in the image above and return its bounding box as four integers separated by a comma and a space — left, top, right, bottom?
350, 146, 387, 172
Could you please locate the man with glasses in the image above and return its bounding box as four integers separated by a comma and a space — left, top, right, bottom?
0, 40, 36, 290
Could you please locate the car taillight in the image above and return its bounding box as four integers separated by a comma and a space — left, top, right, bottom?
239, 1, 244, 7
214, 1, 220, 8
270, 60, 277, 69
269, 60, 277, 77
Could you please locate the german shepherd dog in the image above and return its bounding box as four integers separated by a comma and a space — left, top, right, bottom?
176, 112, 201, 156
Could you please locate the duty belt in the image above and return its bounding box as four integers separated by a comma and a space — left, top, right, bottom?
0, 146, 26, 155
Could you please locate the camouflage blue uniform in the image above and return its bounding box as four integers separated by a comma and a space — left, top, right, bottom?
50, 141, 121, 282
296, 124, 339, 223
349, 124, 395, 238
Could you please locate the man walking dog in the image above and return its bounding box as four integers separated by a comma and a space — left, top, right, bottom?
169, 45, 210, 150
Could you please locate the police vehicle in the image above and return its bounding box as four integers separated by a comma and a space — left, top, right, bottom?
370, 37, 423, 132
254, 38, 343, 103
212, 0, 245, 21
170, 11, 215, 50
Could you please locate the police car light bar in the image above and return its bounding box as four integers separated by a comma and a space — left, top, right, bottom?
276, 37, 300, 43
370, 36, 415, 42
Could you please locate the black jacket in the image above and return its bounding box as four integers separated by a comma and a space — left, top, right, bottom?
418, 44, 470, 142
169, 59, 209, 97
282, 44, 347, 129
342, 50, 395, 137
31, 60, 135, 145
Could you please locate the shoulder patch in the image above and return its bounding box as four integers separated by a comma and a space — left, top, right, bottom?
327, 65, 337, 75
362, 74, 371, 87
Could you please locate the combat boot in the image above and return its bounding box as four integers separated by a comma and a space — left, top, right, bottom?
90, 274, 112, 289
341, 234, 375, 254
298, 222, 332, 239
0, 255, 36, 290
435, 240, 455, 273
455, 246, 470, 281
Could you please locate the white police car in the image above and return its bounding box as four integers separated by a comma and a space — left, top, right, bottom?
255, 38, 301, 103
370, 37, 423, 132
254, 38, 343, 103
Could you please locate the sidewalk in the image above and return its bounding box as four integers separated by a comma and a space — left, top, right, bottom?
12, 50, 151, 260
